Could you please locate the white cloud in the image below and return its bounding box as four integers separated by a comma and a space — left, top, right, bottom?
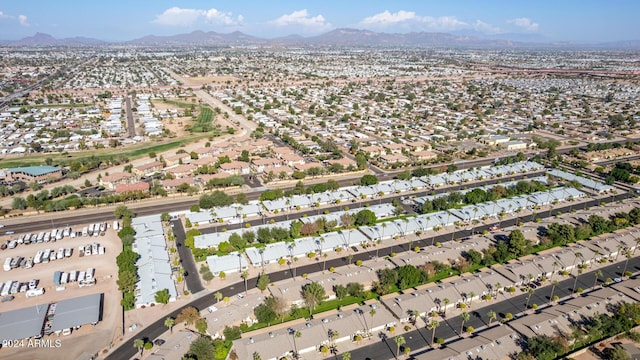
152, 7, 241, 27
473, 20, 502, 34
0, 11, 9, 19
359, 10, 468, 31
507, 17, 539, 32
270, 9, 333, 32
361, 10, 418, 25
18, 14, 29, 26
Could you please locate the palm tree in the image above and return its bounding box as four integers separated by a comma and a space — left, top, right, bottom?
428, 320, 440, 347
253, 352, 262, 360
442, 298, 450, 316
395, 335, 406, 358
164, 317, 175, 334
460, 311, 470, 335
467, 291, 475, 308
133, 339, 145, 355
493, 282, 502, 298
572, 252, 583, 274
525, 288, 535, 309
214, 291, 223, 303
549, 280, 559, 304
572, 269, 583, 294
487, 310, 497, 325
623, 251, 632, 277
289, 329, 302, 359
342, 352, 351, 360
593, 270, 603, 289
616, 245, 625, 261
241, 270, 249, 295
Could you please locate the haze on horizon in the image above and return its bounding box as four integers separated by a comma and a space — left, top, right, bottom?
0, 0, 637, 43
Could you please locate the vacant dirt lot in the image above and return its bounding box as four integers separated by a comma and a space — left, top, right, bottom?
0, 224, 121, 359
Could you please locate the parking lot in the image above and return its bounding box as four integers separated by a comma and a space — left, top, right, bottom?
0, 224, 122, 360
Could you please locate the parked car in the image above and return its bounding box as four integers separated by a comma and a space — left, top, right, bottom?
153, 339, 166, 346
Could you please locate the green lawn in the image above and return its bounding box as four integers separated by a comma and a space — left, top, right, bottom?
0, 134, 210, 169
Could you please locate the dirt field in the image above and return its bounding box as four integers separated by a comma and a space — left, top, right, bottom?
150, 101, 191, 138
0, 224, 121, 359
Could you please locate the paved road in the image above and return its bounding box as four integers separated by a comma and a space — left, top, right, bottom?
125, 97, 136, 138
105, 191, 631, 360
346, 257, 640, 360
172, 219, 204, 294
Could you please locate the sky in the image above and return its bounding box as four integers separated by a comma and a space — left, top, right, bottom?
0, 0, 638, 43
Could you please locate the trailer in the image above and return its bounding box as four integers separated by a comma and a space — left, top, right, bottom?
78, 271, 85, 282
0, 281, 12, 296
69, 271, 77, 283
25, 257, 33, 269
26, 288, 44, 298
53, 271, 62, 286
98, 246, 105, 255
64, 248, 72, 258
9, 257, 20, 269
9, 282, 19, 294
37, 232, 45, 242
92, 243, 99, 255
82, 227, 88, 237
44, 232, 51, 242
60, 272, 69, 285
3, 257, 11, 271
34, 250, 43, 264
87, 224, 94, 236
62, 227, 70, 238
57, 248, 64, 259
86, 268, 95, 280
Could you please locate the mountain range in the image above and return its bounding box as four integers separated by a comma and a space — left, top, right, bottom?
1, 29, 638, 49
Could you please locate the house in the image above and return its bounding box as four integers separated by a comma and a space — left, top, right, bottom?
280, 153, 305, 167
412, 150, 438, 161
133, 161, 163, 177
219, 161, 251, 175
251, 157, 281, 173
165, 164, 196, 178
115, 182, 150, 193
99, 172, 136, 190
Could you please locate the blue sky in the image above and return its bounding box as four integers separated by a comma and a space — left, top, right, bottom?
0, 1, 637, 42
